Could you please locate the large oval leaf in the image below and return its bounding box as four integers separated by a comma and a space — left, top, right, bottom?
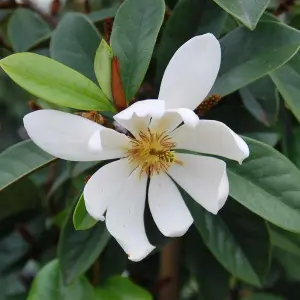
0, 179, 41, 222
0, 140, 55, 191
0, 53, 115, 111
228, 137, 300, 232
27, 260, 94, 300
73, 194, 97, 231
240, 76, 279, 127
8, 8, 51, 52
94, 39, 113, 100
270, 51, 300, 122
245, 294, 284, 300
156, 0, 226, 84
50, 13, 100, 83
95, 276, 152, 300
269, 224, 300, 256
213, 0, 269, 30
182, 190, 270, 286
184, 228, 230, 300
110, 0, 165, 101
212, 22, 300, 97
58, 196, 110, 284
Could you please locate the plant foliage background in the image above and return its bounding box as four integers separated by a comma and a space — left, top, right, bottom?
2, 0, 300, 299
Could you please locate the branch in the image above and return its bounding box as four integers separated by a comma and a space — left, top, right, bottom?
157, 238, 181, 300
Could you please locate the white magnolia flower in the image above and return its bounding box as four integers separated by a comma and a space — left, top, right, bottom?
23, 34, 249, 261
16, 0, 66, 14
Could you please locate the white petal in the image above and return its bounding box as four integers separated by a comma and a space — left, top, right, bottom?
150, 108, 199, 133
114, 100, 165, 137
88, 128, 130, 158
148, 173, 193, 237
168, 153, 229, 214
171, 120, 249, 163
84, 159, 133, 221
106, 170, 155, 261
23, 109, 121, 161
159, 34, 221, 110
16, 0, 66, 14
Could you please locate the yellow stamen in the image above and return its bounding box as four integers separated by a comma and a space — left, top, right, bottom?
126, 129, 181, 176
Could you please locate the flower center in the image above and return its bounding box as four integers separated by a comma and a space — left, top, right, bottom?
126, 129, 181, 176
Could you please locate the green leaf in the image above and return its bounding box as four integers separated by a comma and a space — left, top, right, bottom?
213, 0, 270, 30
0, 216, 44, 275
182, 191, 270, 286
0, 9, 13, 22
269, 224, 300, 256
273, 247, 300, 281
156, 0, 227, 84
0, 53, 115, 111
212, 22, 300, 97
184, 228, 229, 300
99, 239, 128, 282
7, 8, 51, 52
58, 196, 110, 284
240, 76, 279, 126
95, 276, 152, 300
270, 51, 300, 122
244, 294, 284, 300
0, 140, 55, 191
290, 127, 300, 168
110, 0, 165, 101
88, 6, 119, 23
94, 39, 113, 100
27, 260, 95, 300
0, 179, 41, 222
228, 137, 300, 232
50, 13, 101, 83
243, 132, 280, 147
73, 194, 97, 231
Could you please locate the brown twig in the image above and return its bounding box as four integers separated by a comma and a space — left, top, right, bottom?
111, 57, 127, 112
157, 239, 181, 300
92, 259, 100, 286
274, 0, 295, 16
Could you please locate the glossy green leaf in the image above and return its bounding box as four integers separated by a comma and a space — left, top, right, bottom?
273, 247, 300, 281
73, 194, 97, 231
7, 8, 51, 52
94, 39, 113, 100
212, 22, 300, 97
0, 179, 41, 222
270, 51, 300, 122
99, 239, 128, 282
243, 132, 280, 147
0, 53, 115, 111
228, 137, 300, 232
184, 228, 229, 300
182, 193, 270, 286
213, 0, 270, 30
88, 6, 119, 23
0, 9, 13, 22
50, 13, 100, 82
290, 127, 300, 168
58, 197, 110, 284
240, 76, 279, 126
95, 276, 152, 300
27, 260, 94, 300
156, 0, 226, 83
0, 216, 44, 277
0, 140, 55, 191
269, 224, 300, 256
110, 0, 165, 101
245, 294, 284, 300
